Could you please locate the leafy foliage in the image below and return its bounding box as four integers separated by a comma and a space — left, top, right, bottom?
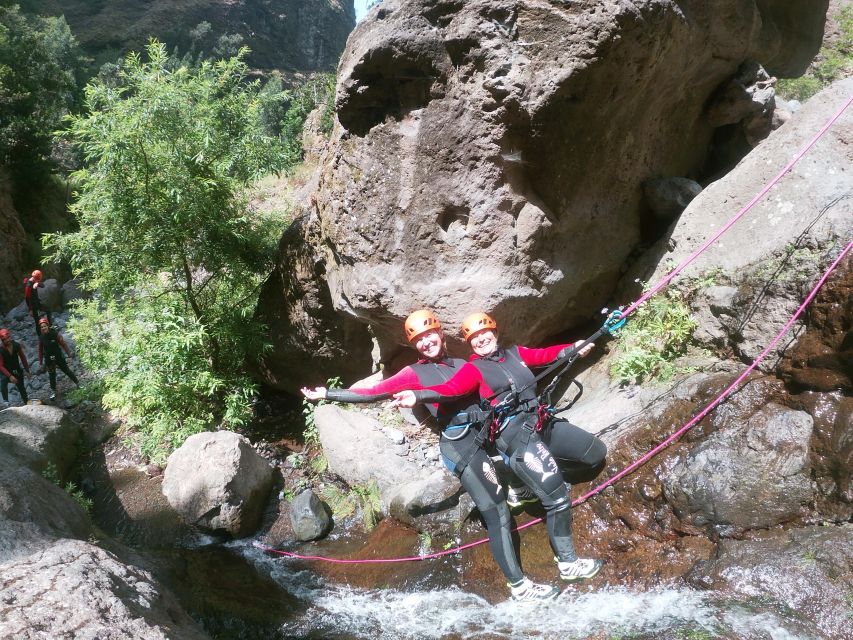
302, 376, 342, 447
777, 6, 853, 101
0, 5, 85, 177
610, 289, 698, 385
260, 72, 336, 159
319, 479, 382, 530
45, 41, 289, 462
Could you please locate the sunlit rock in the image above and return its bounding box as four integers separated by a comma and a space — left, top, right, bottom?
663, 402, 814, 535
0, 539, 209, 640
162, 432, 274, 537
260, 0, 828, 389
689, 524, 853, 640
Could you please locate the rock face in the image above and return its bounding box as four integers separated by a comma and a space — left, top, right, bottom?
260, 0, 828, 389
162, 431, 274, 537
0, 539, 209, 640
0, 448, 90, 564
21, 0, 355, 73
314, 404, 460, 521
0, 404, 81, 479
0, 171, 27, 312
689, 525, 853, 640
634, 79, 853, 368
663, 403, 814, 536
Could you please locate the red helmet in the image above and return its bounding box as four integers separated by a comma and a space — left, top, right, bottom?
460, 312, 498, 341
0, 329, 10, 341
404, 309, 442, 343
31, 269, 43, 281
38, 317, 50, 327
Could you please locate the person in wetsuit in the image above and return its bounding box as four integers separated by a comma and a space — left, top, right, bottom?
301, 309, 560, 601
24, 270, 51, 338
0, 328, 30, 406
37, 317, 78, 400
392, 312, 605, 584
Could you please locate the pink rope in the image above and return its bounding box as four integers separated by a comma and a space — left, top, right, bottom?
255, 240, 851, 564
621, 92, 853, 319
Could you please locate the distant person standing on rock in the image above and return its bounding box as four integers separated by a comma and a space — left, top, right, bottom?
0, 328, 30, 407
24, 269, 51, 338
37, 317, 78, 400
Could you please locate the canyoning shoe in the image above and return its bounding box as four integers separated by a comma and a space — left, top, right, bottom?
506, 485, 538, 509
557, 558, 604, 583
49, 393, 56, 401
509, 578, 560, 602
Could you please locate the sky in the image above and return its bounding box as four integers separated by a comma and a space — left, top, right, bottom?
354, 0, 369, 22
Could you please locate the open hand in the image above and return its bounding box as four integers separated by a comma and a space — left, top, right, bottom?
389, 390, 417, 408
300, 386, 327, 401
575, 340, 595, 357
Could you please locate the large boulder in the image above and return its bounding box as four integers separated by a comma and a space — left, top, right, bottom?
0, 404, 81, 479
259, 0, 829, 390
0, 448, 90, 564
314, 404, 460, 522
663, 402, 814, 536
162, 431, 274, 537
0, 539, 209, 640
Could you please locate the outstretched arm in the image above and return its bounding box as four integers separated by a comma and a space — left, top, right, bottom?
301, 366, 425, 404
391, 362, 482, 407
517, 340, 594, 367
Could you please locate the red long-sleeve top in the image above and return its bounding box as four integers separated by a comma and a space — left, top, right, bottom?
414, 343, 573, 405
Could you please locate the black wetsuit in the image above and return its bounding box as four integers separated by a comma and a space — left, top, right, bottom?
415, 345, 607, 563
0, 340, 29, 404
24, 278, 51, 338
327, 357, 525, 584
39, 327, 78, 392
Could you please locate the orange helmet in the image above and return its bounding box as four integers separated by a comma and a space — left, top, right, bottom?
404, 309, 442, 343
38, 316, 50, 327
460, 312, 498, 341
31, 269, 43, 281
0, 329, 10, 341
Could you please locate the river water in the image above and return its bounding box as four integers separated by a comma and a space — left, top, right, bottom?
220, 540, 818, 640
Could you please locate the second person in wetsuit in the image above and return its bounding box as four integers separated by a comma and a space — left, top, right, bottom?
0, 328, 30, 406
392, 312, 605, 584
302, 309, 560, 601
37, 317, 79, 400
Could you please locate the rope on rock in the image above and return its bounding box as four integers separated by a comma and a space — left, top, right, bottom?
254, 92, 853, 565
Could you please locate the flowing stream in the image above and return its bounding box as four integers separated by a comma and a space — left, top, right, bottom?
214, 540, 818, 640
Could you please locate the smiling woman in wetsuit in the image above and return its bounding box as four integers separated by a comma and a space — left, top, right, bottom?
302, 309, 561, 601
391, 312, 605, 584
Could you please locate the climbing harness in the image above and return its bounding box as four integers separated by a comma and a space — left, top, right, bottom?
254, 92, 853, 566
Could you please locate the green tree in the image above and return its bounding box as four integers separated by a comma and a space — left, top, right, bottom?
46, 41, 289, 461
0, 4, 84, 176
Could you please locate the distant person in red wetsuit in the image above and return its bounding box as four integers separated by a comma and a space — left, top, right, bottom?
37, 317, 78, 400
24, 269, 51, 338
392, 312, 605, 584
0, 328, 30, 406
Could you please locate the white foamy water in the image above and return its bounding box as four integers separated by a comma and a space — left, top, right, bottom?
233, 541, 818, 640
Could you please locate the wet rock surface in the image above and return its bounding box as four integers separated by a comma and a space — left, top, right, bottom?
689, 524, 853, 640
663, 402, 815, 536
290, 488, 332, 541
